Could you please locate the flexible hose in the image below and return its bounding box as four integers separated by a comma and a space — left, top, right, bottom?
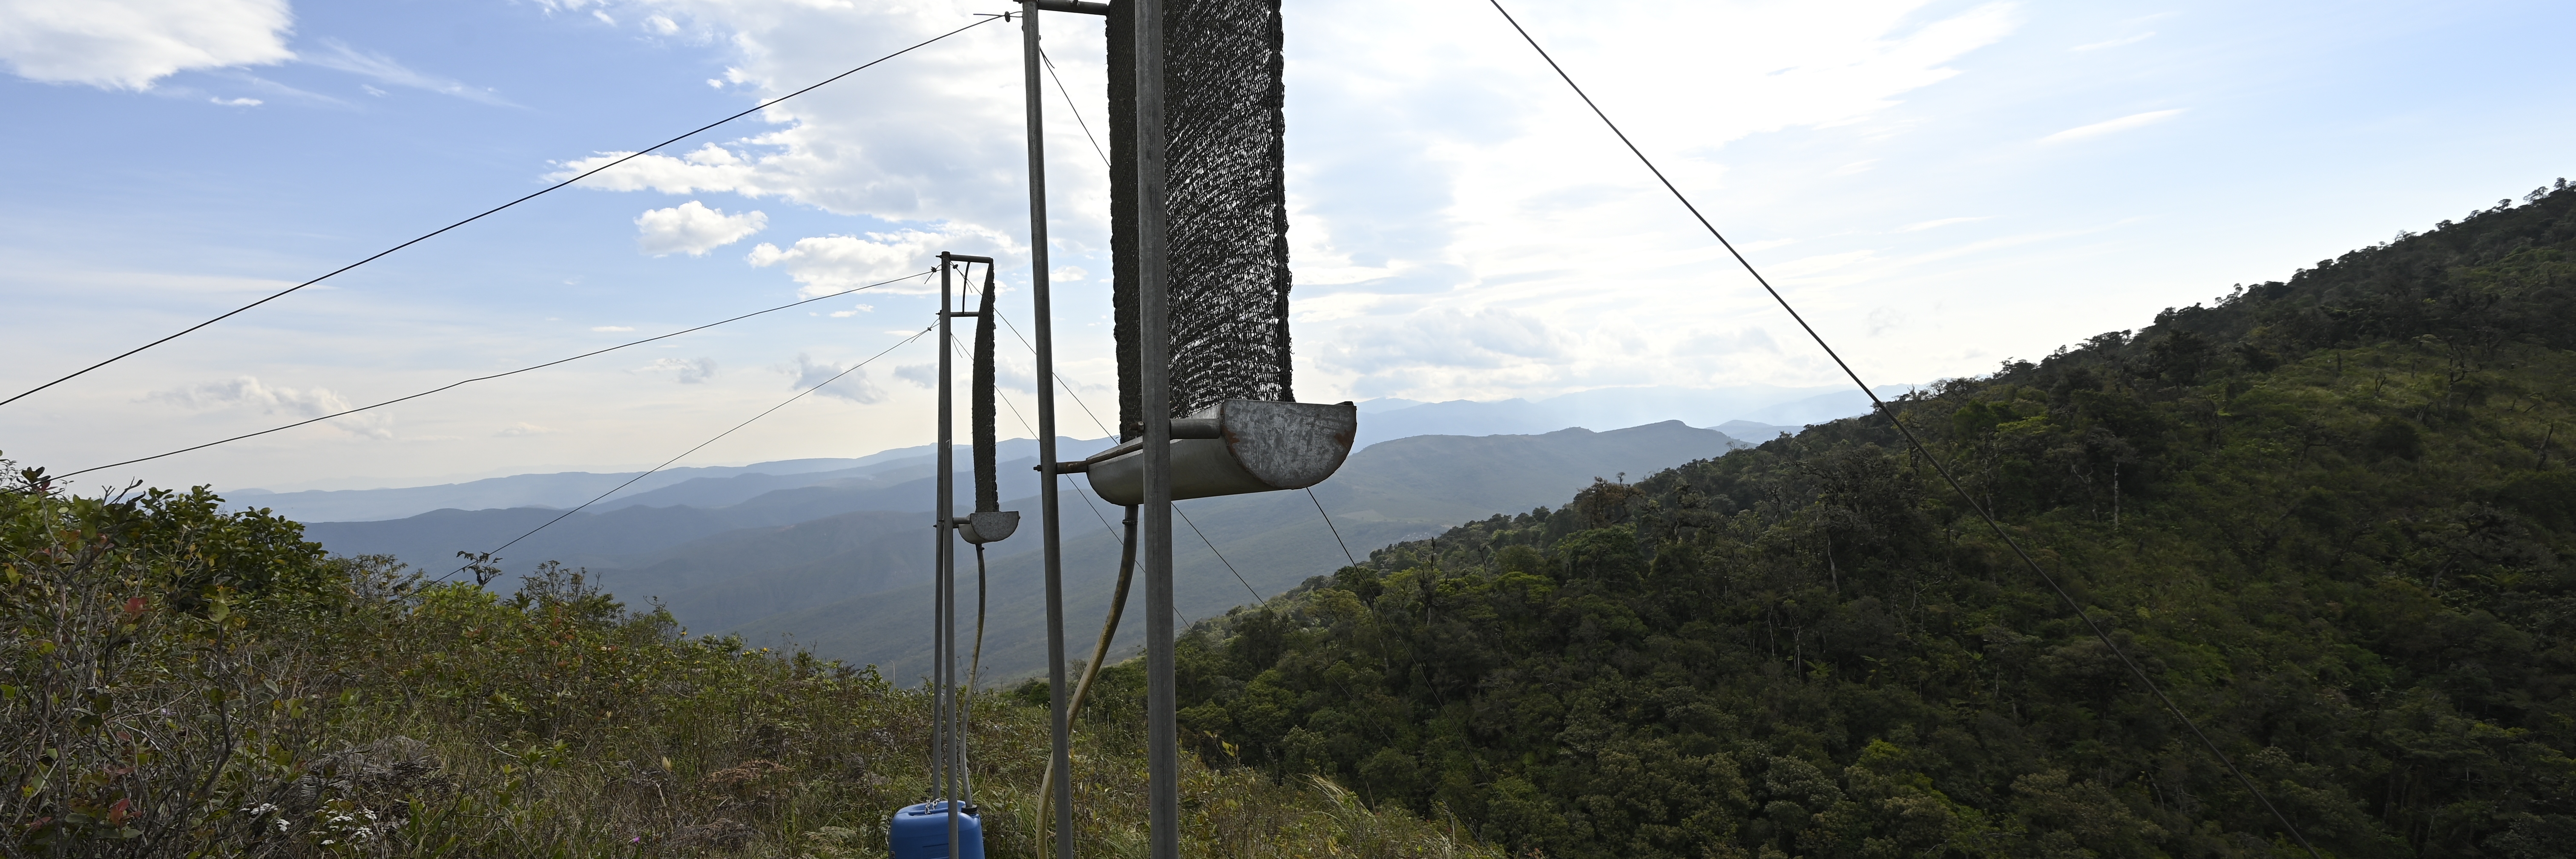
958, 543, 989, 803
1038, 503, 1138, 830
969, 545, 989, 700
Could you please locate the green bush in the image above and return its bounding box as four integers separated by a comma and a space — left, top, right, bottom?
1, 463, 1498, 858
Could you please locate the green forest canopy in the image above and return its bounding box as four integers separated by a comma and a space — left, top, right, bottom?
1146, 181, 2576, 859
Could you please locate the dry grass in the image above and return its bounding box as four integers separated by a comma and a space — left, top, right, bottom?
2, 471, 1499, 858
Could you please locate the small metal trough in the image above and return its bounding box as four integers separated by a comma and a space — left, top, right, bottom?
959, 511, 1019, 545
1074, 400, 1357, 505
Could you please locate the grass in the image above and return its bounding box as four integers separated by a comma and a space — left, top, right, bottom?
1, 466, 1502, 858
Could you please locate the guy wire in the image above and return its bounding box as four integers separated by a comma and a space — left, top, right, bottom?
1483, 2, 2323, 855
951, 319, 1254, 610
436, 323, 936, 583
1309, 487, 1357, 566
2, 15, 1000, 409
58, 271, 934, 481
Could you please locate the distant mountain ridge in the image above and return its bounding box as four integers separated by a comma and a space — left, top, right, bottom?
1351, 384, 1909, 449
299, 420, 1757, 680
237, 386, 1896, 525
233, 437, 1116, 523
724, 420, 1753, 681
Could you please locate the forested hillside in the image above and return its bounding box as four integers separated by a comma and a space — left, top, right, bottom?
1157, 182, 2576, 858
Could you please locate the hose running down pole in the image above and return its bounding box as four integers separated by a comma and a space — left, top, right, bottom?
1033, 502, 1138, 839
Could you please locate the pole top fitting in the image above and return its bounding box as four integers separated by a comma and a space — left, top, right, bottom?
1034, 0, 1111, 14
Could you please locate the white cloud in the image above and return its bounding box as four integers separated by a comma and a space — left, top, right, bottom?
893, 363, 936, 389
1323, 306, 1566, 373
210, 73, 341, 107
640, 356, 718, 383
497, 422, 560, 437
535, 0, 1066, 268
300, 38, 515, 106
210, 96, 262, 106
2040, 109, 2184, 143
559, 142, 745, 190
1900, 216, 1990, 232
785, 353, 886, 403
0, 0, 294, 90
2072, 32, 2154, 52
828, 303, 873, 318
532, 0, 2018, 404
1867, 306, 1905, 336
1264, 0, 2025, 397
1676, 326, 1781, 356
1767, 250, 1877, 278
635, 200, 768, 256
746, 227, 1006, 297
145, 376, 392, 438
592, 325, 635, 332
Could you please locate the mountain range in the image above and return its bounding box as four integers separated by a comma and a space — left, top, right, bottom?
299, 420, 1768, 681
229, 386, 1864, 524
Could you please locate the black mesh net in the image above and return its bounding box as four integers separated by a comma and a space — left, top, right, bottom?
1108, 0, 1293, 441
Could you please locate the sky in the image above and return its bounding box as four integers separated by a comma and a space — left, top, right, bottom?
1, 0, 2571, 493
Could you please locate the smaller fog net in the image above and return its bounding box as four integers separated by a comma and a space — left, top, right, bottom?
1108, 0, 1292, 441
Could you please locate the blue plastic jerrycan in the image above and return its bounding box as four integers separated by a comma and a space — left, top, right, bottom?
890, 800, 985, 859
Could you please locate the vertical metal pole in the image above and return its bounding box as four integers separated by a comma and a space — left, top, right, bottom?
1018, 5, 1078, 859
1130, 2, 1178, 857
937, 253, 958, 810
936, 253, 960, 857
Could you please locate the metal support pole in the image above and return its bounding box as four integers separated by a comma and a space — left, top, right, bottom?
1018, 4, 1078, 859
1129, 2, 1179, 857
936, 253, 960, 857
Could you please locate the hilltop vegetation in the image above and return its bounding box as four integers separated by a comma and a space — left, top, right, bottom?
14, 180, 2576, 858
1159, 182, 2576, 858
0, 468, 1492, 856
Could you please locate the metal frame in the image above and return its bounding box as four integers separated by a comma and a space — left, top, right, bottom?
1127, 3, 1181, 858
1014, 2, 1177, 856
1014, 3, 1080, 857
932, 251, 995, 858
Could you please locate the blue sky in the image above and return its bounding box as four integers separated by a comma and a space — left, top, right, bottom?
2, 0, 2570, 493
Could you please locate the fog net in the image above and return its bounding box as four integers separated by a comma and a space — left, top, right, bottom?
1108, 0, 1292, 441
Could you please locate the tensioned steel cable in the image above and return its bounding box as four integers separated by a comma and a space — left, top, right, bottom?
1483, 2, 2323, 855
991, 309, 1114, 438
0, 15, 1001, 409
937, 277, 1115, 539
998, 303, 1354, 583
57, 271, 934, 480
1039, 47, 1114, 170
435, 323, 935, 583
1174, 503, 1262, 602
1308, 488, 1357, 566
968, 290, 1245, 619
990, 356, 1219, 622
